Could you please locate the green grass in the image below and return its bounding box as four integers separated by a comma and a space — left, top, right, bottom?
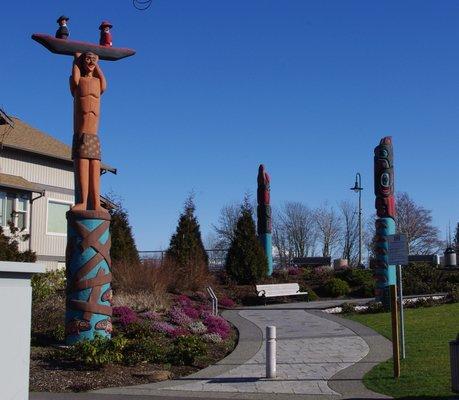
347, 303, 459, 398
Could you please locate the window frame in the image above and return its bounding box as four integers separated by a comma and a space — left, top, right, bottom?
46, 198, 73, 237
0, 191, 30, 231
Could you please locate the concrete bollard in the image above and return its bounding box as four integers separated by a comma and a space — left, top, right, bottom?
266, 325, 276, 378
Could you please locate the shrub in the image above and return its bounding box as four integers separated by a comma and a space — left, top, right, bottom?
402, 262, 459, 295
219, 297, 235, 308
52, 324, 66, 342
169, 307, 193, 326
202, 333, 222, 343
324, 278, 350, 297
225, 201, 268, 284
165, 196, 209, 292
365, 301, 385, 314
203, 314, 230, 339
123, 337, 170, 365
111, 262, 170, 310
31, 269, 66, 303
64, 334, 127, 368
182, 306, 200, 320
169, 336, 206, 366
140, 311, 160, 320
152, 321, 178, 336
341, 302, 356, 314
107, 193, 140, 265
287, 267, 300, 276
447, 286, 459, 303
306, 288, 319, 301
113, 306, 138, 326
0, 223, 36, 263
121, 320, 154, 339
189, 321, 207, 334
177, 294, 192, 307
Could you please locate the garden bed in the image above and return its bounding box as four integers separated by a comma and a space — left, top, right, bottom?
30, 289, 238, 393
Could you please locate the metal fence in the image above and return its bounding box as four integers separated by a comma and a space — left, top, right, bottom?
139, 249, 228, 271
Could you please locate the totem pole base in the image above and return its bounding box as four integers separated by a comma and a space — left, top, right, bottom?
375, 217, 397, 306
65, 209, 112, 345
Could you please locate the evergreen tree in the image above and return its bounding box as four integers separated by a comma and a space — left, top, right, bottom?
166, 195, 209, 290
106, 194, 139, 265
225, 200, 268, 284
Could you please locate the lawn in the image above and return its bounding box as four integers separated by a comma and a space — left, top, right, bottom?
347, 303, 459, 398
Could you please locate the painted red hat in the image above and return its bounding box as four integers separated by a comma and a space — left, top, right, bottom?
57, 15, 69, 23
99, 21, 113, 30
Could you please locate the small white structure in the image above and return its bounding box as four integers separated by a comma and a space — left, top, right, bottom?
0, 261, 45, 400
266, 326, 276, 379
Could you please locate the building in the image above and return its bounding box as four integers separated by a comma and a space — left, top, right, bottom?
0, 111, 115, 269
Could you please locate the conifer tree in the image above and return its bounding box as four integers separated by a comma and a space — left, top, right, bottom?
225, 199, 268, 284
107, 195, 139, 265
166, 195, 209, 290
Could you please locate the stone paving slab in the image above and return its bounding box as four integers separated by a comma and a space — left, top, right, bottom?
92, 300, 392, 399
159, 309, 368, 395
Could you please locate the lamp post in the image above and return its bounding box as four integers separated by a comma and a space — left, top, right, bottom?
350, 173, 364, 268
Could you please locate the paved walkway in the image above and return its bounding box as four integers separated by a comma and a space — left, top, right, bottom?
89, 300, 392, 400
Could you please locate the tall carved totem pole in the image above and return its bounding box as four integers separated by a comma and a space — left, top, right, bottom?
257, 164, 273, 275
32, 25, 135, 344
374, 137, 397, 304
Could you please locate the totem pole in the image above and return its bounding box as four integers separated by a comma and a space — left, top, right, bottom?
374, 137, 397, 305
257, 164, 273, 275
32, 22, 135, 344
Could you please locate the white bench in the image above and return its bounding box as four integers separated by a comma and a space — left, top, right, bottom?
255, 283, 308, 304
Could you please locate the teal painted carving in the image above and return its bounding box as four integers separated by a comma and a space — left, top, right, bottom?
65, 210, 112, 344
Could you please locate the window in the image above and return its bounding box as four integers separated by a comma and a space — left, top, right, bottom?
47, 200, 72, 235
0, 192, 29, 230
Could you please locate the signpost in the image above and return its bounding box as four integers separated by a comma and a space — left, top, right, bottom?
387, 234, 408, 368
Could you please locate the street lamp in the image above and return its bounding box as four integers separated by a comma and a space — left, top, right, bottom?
350, 173, 364, 268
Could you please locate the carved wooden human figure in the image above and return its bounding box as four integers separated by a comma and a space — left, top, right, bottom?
70, 52, 106, 211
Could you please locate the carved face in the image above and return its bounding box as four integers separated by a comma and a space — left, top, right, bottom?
83, 52, 98, 74
104, 27, 110, 33
374, 137, 395, 218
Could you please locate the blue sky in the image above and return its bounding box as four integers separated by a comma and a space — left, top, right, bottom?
2, 1, 459, 250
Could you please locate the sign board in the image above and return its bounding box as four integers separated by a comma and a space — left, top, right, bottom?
387, 234, 408, 265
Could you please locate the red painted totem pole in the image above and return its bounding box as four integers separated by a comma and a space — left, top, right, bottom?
374, 136, 397, 304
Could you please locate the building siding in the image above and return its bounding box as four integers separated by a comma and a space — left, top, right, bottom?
0, 150, 74, 190
0, 149, 75, 268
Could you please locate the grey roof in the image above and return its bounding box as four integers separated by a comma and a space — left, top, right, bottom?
0, 117, 116, 174
0, 172, 45, 194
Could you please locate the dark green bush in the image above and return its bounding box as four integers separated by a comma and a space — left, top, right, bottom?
63, 334, 127, 368
402, 263, 459, 295
225, 202, 268, 284
447, 286, 459, 303
324, 278, 350, 297
121, 321, 154, 340
341, 302, 356, 314
169, 336, 206, 366
365, 301, 385, 314
123, 337, 170, 365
